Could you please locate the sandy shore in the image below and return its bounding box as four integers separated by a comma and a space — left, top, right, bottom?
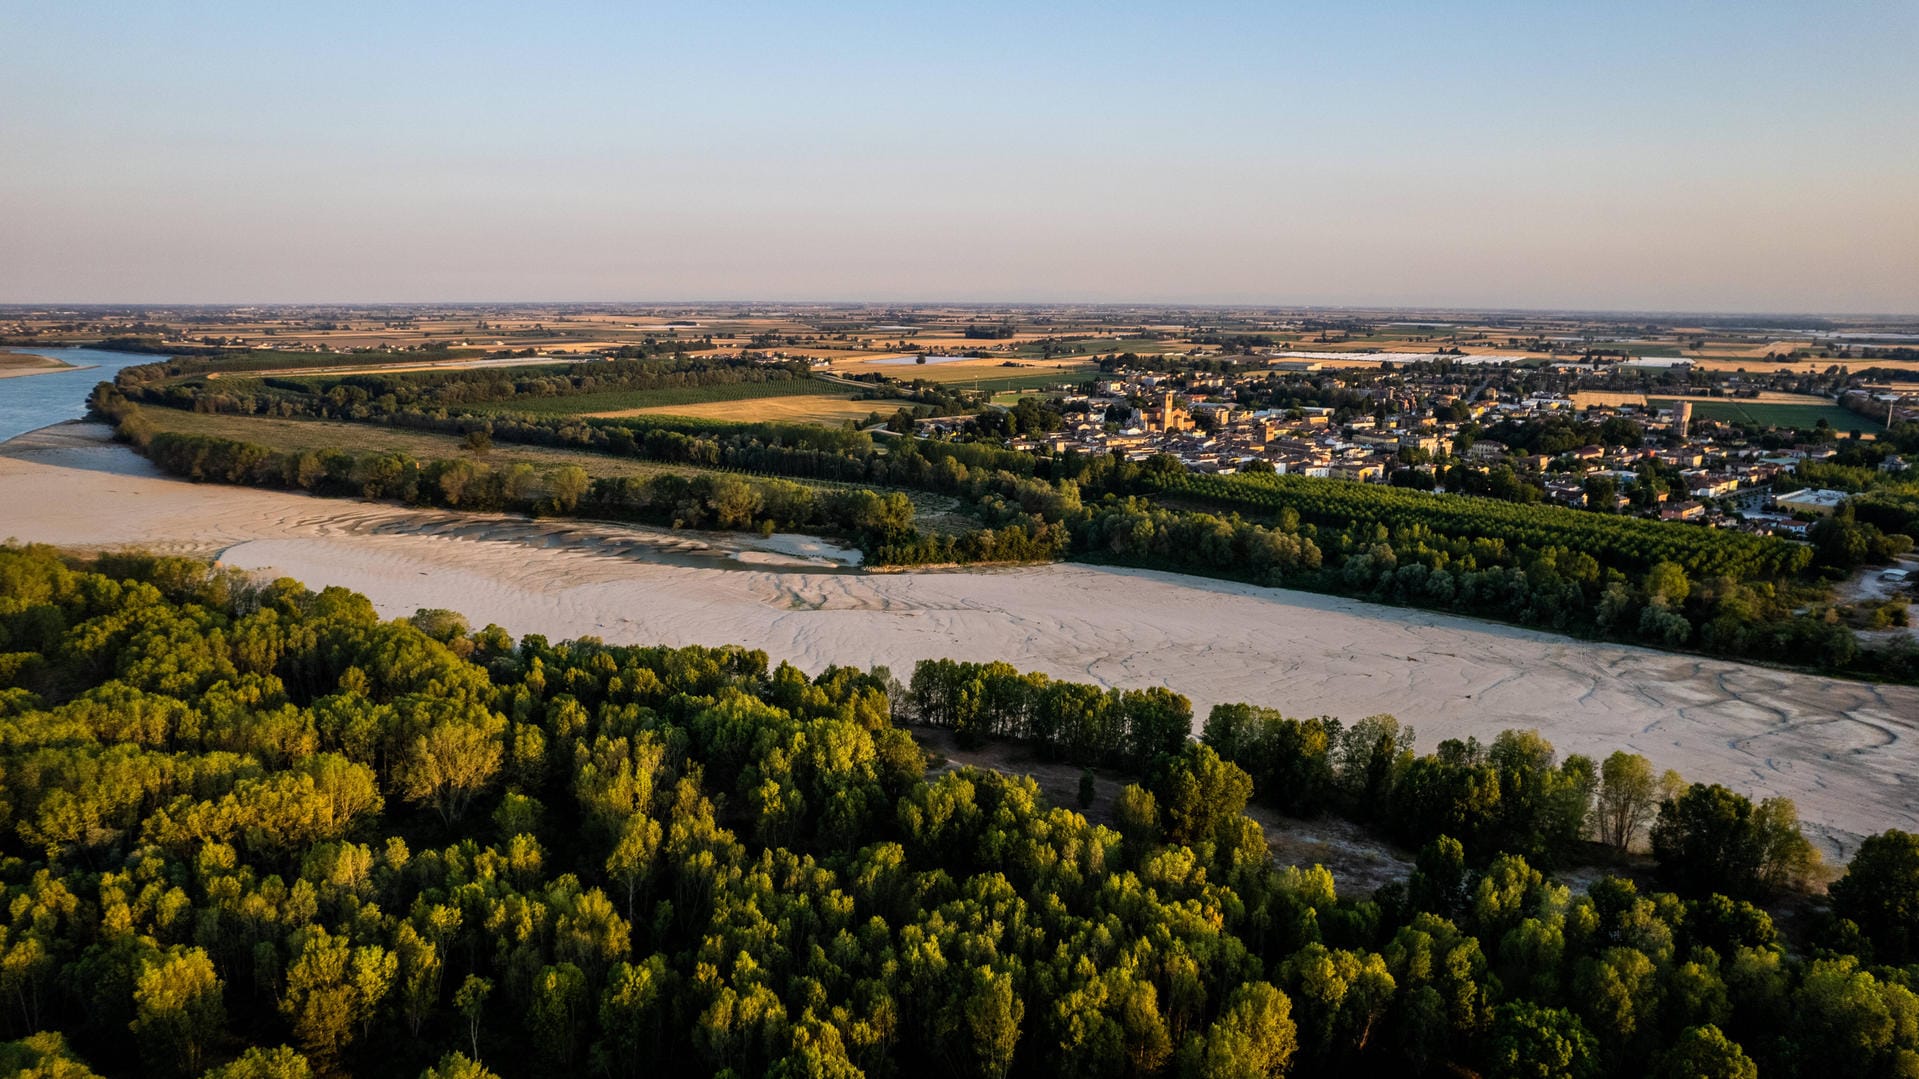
0, 353, 81, 379
3, 421, 1916, 857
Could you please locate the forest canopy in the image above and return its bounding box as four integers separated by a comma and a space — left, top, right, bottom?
2, 545, 1915, 1078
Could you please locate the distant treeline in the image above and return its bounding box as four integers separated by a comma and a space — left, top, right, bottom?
119, 353, 809, 409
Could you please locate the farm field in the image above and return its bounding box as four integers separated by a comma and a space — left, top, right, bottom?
945, 367, 1099, 393
1005, 336, 1175, 358
136, 410, 714, 479
131, 408, 977, 533
1651, 397, 1883, 431
591, 394, 894, 425
827, 353, 1094, 387
472, 377, 862, 417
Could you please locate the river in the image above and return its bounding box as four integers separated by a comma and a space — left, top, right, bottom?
0, 346, 156, 442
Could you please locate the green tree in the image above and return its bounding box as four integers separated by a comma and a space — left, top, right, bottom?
397, 716, 505, 824
1487, 1001, 1597, 1079
200, 1046, 315, 1079
1593, 751, 1663, 852
1831, 829, 1919, 963
393, 922, 441, 1038
605, 813, 664, 919
279, 929, 392, 1071
964, 965, 1023, 1079
453, 975, 492, 1061
0, 1031, 106, 1078
1159, 743, 1253, 846
1655, 1024, 1755, 1079
1651, 784, 1815, 897
595, 956, 673, 1078
130, 946, 225, 1075
529, 963, 590, 1067
1193, 982, 1298, 1079
419, 1052, 500, 1079
546, 466, 591, 514
1789, 957, 1919, 1074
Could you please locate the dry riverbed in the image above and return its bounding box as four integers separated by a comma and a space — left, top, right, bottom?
4, 421, 1916, 859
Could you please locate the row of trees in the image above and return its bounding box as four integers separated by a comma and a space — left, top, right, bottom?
3, 546, 1919, 1078
121, 350, 754, 415
905, 670, 1824, 895
1148, 470, 1809, 583
899, 659, 1194, 769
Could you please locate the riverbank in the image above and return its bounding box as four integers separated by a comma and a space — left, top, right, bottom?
4, 420, 1916, 858
0, 350, 80, 379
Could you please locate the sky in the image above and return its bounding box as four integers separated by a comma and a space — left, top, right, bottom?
2, 1, 1915, 313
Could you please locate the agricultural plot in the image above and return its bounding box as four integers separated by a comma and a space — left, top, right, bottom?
1652, 397, 1883, 431
136, 410, 705, 480
132, 407, 974, 533
1150, 470, 1808, 581
831, 354, 1095, 388
953, 372, 1095, 396
473, 378, 858, 417
594, 394, 895, 425
1006, 337, 1173, 358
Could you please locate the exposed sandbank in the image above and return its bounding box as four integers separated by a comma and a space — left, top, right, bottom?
3, 421, 1915, 858
0, 352, 81, 379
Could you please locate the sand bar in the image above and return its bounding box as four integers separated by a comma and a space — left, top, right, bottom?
3, 421, 1915, 857
0, 351, 80, 379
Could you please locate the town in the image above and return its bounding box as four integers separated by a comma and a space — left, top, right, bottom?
895, 347, 1919, 540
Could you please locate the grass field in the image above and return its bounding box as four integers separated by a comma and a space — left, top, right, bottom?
134, 408, 976, 533
1007, 337, 1172, 358
140, 410, 707, 479
470, 378, 855, 416
951, 367, 1098, 393
1651, 398, 1883, 431
990, 389, 1069, 406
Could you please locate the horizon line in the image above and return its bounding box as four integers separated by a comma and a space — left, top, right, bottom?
3, 299, 1917, 322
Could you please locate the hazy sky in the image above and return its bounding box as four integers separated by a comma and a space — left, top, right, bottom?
3, 1, 1915, 312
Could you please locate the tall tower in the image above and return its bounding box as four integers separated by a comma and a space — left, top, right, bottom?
1675, 400, 1692, 439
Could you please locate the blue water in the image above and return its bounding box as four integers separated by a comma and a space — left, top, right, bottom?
0, 347, 158, 443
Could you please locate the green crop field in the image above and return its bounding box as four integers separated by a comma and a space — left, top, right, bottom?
138, 410, 708, 479
470, 378, 859, 416
919, 366, 1095, 394
1008, 337, 1169, 358
133, 407, 975, 533
1652, 398, 1882, 431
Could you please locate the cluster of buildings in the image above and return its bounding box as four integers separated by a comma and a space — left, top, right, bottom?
1840, 387, 1919, 428
913, 359, 1912, 537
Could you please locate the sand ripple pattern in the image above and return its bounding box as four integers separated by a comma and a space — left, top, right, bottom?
4, 422, 1916, 858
